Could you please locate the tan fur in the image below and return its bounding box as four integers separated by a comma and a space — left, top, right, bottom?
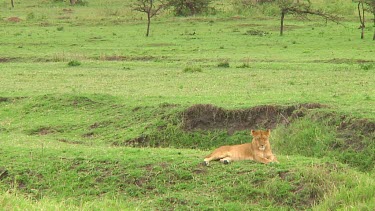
203, 129, 278, 165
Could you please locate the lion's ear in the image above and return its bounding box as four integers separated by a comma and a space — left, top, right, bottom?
265, 129, 271, 136
251, 130, 258, 136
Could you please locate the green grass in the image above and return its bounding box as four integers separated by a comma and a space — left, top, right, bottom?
1, 0, 375, 210
1, 135, 375, 210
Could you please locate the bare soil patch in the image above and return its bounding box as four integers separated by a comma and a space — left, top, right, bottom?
58, 139, 82, 144
313, 58, 374, 64
0, 167, 8, 180
334, 117, 375, 152
182, 103, 325, 134
7, 17, 22, 22
0, 57, 17, 63
0, 97, 10, 103
99, 55, 157, 61
33, 127, 58, 135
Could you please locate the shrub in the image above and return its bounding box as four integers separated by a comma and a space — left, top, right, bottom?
218, 61, 230, 68
183, 66, 202, 73
67, 60, 81, 67
359, 63, 374, 70
168, 0, 213, 16
232, 0, 278, 16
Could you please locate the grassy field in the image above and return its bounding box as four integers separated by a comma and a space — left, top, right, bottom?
1, 0, 375, 210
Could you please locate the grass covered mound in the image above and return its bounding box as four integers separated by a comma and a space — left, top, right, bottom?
1, 95, 375, 210
1, 139, 375, 210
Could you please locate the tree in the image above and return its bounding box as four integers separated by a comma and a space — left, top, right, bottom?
354, 0, 375, 40
364, 0, 375, 40
358, 1, 365, 39
277, 0, 340, 36
11, 0, 14, 8
133, 0, 168, 37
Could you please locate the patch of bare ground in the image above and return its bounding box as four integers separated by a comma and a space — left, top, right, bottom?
332, 116, 374, 152
0, 97, 10, 103
0, 167, 8, 180
58, 139, 82, 144
121, 103, 375, 152
113, 135, 148, 147
62, 8, 73, 13
99, 55, 156, 61
0, 57, 16, 63
7, 17, 22, 22
182, 103, 325, 134
30, 127, 59, 135
312, 58, 374, 64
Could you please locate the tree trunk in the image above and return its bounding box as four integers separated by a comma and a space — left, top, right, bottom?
146, 14, 151, 37
11, 0, 14, 8
358, 2, 365, 39
280, 11, 285, 36
70, 0, 76, 5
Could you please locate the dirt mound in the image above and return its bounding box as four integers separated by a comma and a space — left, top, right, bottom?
182, 103, 325, 134
7, 17, 22, 22
334, 117, 375, 152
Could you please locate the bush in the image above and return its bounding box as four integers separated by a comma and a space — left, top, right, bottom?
67, 60, 81, 67
359, 63, 375, 70
168, 0, 213, 16
50, 0, 88, 6
218, 61, 230, 68
232, 0, 278, 16
183, 66, 202, 73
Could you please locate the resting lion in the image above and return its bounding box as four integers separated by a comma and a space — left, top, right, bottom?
203, 129, 278, 166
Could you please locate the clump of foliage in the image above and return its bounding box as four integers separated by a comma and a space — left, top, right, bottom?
359, 62, 375, 70
67, 60, 81, 67
168, 0, 213, 16
183, 66, 202, 73
218, 61, 230, 68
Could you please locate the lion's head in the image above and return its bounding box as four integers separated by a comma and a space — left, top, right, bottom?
251, 129, 271, 151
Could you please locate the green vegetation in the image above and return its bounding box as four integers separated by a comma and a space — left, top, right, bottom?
1, 0, 374, 210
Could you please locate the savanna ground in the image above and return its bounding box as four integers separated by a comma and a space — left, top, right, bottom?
0, 0, 375, 210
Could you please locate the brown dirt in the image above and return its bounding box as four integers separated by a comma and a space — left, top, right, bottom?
0, 58, 15, 63
313, 58, 374, 64
34, 127, 58, 135
0, 97, 10, 102
0, 167, 8, 180
7, 17, 22, 22
62, 8, 73, 13
82, 132, 95, 138
114, 135, 149, 147
182, 103, 325, 134
99, 55, 157, 61
335, 117, 375, 151
58, 139, 82, 144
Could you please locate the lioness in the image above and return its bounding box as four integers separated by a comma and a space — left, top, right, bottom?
203, 129, 278, 166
